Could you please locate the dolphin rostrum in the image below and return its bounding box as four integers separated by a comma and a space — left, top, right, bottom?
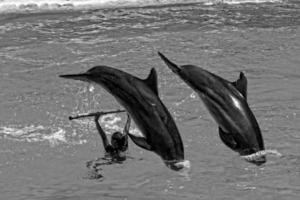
158, 52, 266, 165
60, 66, 189, 170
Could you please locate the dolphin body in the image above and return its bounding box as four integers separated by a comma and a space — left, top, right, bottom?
60, 66, 187, 170
158, 52, 266, 165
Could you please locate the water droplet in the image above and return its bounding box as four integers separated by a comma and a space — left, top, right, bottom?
89, 85, 95, 92
190, 92, 196, 98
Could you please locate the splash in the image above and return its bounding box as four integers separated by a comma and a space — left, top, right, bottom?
220, 0, 283, 4
69, 82, 134, 138
70, 82, 144, 137
72, 112, 144, 137
73, 83, 98, 116
100, 114, 123, 133
164, 159, 191, 180
241, 149, 282, 162
0, 125, 69, 146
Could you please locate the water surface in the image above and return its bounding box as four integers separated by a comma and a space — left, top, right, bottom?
0, 0, 299, 199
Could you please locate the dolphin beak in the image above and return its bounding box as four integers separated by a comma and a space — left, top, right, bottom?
59, 73, 91, 82
158, 52, 181, 74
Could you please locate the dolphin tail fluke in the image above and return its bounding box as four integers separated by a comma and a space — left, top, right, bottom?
158, 52, 181, 74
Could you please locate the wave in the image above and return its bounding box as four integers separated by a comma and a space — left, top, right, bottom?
0, 125, 73, 146
0, 0, 284, 13
0, 113, 143, 146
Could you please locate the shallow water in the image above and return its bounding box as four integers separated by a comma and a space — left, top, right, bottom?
0, 0, 300, 199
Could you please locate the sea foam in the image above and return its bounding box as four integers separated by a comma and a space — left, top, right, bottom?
0, 125, 69, 146
0, 0, 284, 13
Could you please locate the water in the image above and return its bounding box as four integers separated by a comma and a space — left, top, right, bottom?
0, 0, 299, 199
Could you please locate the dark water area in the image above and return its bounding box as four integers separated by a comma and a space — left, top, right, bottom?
0, 0, 300, 199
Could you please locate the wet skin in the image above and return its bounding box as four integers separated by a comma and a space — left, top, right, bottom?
94, 112, 130, 162
158, 52, 266, 165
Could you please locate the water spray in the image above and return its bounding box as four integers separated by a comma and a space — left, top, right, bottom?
241, 149, 282, 162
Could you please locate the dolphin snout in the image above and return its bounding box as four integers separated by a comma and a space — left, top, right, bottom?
59, 73, 91, 82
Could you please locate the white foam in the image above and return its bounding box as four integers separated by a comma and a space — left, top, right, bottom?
43, 128, 67, 147
0, 0, 284, 13
221, 0, 283, 4
175, 160, 191, 169
70, 111, 143, 138
241, 149, 282, 161
101, 114, 145, 137
101, 114, 123, 132
0, 125, 70, 146
0, 0, 185, 13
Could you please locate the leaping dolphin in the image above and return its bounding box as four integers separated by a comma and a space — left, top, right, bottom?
60, 66, 189, 171
158, 52, 266, 165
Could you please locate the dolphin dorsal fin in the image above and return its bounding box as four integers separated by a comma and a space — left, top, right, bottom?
144, 68, 159, 96
232, 72, 247, 99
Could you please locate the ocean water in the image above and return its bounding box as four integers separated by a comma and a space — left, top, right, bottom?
0, 0, 299, 199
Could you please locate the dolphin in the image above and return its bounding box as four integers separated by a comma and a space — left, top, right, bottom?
60, 66, 189, 170
158, 52, 266, 165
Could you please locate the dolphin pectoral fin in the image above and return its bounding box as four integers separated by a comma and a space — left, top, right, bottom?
232, 72, 248, 99
158, 52, 181, 74
143, 68, 159, 96
128, 134, 153, 151
218, 127, 238, 151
